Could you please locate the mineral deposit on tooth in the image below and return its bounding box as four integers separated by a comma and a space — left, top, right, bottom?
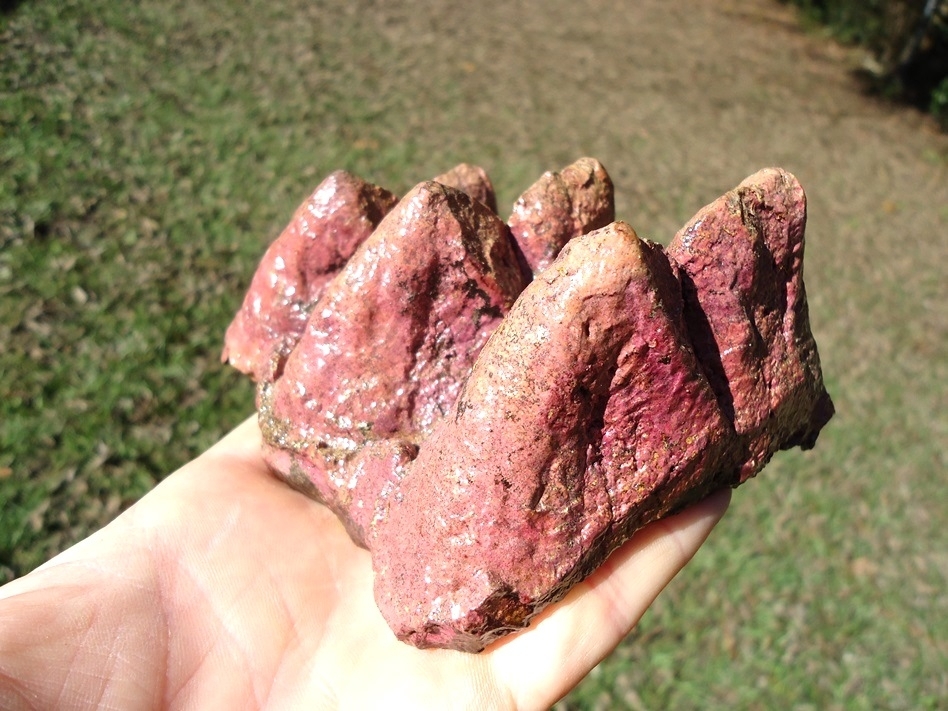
433, 163, 499, 215
224, 159, 834, 652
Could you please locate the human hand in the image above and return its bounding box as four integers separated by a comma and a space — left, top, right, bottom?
0, 416, 729, 710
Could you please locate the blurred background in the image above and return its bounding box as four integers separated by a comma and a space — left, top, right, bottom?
1, 0, 946, 707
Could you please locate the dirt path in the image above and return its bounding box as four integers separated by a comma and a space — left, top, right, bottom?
310, 1, 946, 227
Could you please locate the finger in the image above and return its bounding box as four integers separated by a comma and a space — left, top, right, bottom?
205, 413, 262, 459
163, 414, 273, 496
488, 488, 731, 710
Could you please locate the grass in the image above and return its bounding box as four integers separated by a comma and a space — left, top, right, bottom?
2, 0, 947, 708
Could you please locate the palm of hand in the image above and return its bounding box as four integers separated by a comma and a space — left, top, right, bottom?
0, 418, 728, 710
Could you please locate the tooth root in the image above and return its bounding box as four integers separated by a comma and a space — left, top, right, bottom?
230, 164, 833, 653
260, 180, 527, 524
371, 222, 738, 651
508, 157, 615, 276
222, 171, 398, 381
667, 168, 833, 481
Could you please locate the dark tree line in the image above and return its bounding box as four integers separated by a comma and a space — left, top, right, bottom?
786, 0, 948, 126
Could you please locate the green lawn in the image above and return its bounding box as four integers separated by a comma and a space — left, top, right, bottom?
2, 0, 946, 708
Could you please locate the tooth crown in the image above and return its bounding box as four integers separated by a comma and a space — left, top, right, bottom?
224, 160, 834, 652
